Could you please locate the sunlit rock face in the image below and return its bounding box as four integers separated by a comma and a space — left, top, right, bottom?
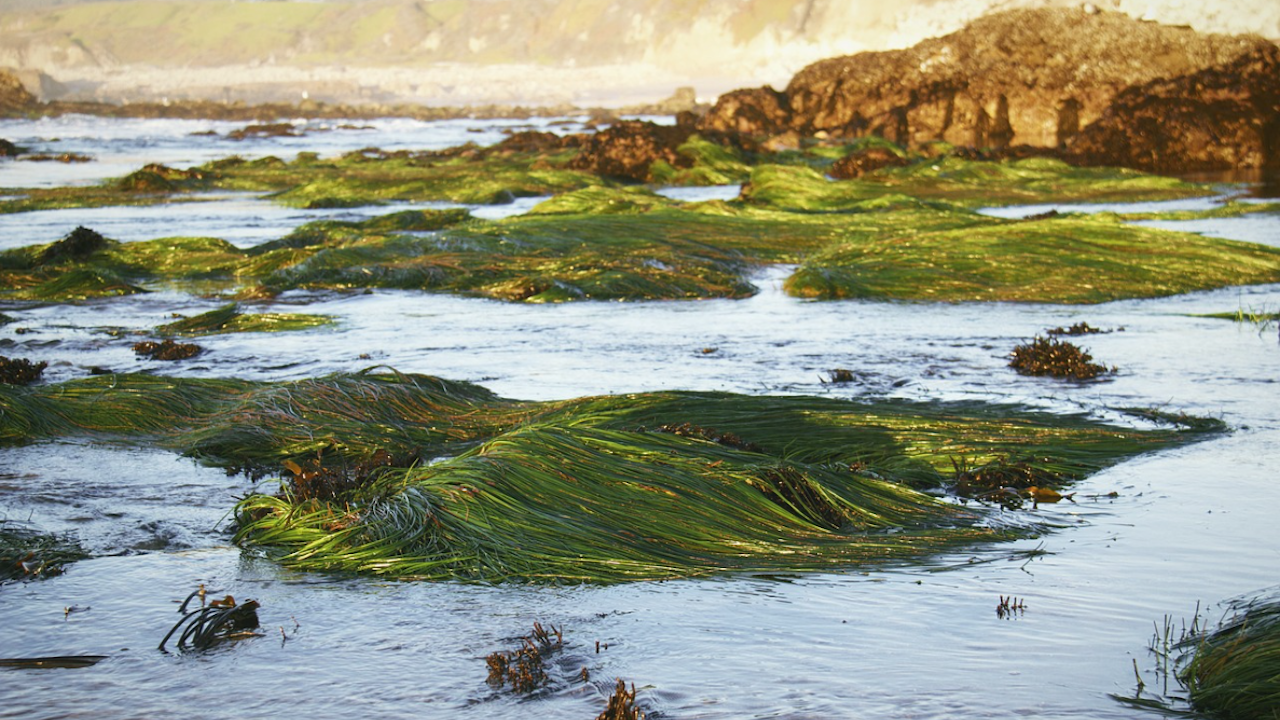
700, 7, 1279, 172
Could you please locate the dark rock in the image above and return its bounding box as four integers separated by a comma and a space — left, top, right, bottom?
490, 130, 576, 154
227, 122, 302, 140
0, 138, 20, 157
1066, 45, 1280, 172
37, 226, 108, 266
699, 86, 790, 137
568, 120, 696, 182
829, 146, 910, 179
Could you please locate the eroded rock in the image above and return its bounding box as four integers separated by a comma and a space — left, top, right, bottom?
699, 7, 1279, 170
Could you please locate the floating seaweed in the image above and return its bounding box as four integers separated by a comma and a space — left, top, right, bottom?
485, 622, 563, 695
597, 678, 646, 720
0, 520, 88, 582
996, 595, 1027, 619
951, 455, 1074, 509
1009, 336, 1114, 380
158, 585, 261, 653
0, 356, 46, 385
0, 655, 107, 670
1046, 322, 1110, 336
133, 339, 203, 361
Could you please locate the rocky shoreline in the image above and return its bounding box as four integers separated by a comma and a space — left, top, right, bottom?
2, 7, 1278, 175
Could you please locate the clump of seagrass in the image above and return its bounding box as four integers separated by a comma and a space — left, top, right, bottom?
951, 456, 1072, 509
653, 422, 763, 453
1175, 592, 1280, 719
36, 226, 107, 266
486, 622, 563, 695
1009, 336, 1114, 380
597, 678, 646, 720
158, 585, 261, 653
0, 356, 47, 385
133, 339, 202, 361
0, 520, 88, 582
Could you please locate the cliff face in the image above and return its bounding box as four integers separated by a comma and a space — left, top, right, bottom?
700, 7, 1280, 171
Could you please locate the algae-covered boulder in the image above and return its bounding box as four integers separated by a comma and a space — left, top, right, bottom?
36, 226, 108, 266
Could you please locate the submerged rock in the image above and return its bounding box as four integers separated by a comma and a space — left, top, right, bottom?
699, 7, 1280, 170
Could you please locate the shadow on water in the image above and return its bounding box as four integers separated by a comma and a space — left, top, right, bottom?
1178, 168, 1280, 198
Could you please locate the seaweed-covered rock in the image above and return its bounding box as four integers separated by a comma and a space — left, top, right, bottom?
569, 120, 696, 182
227, 122, 301, 141
0, 138, 21, 157
829, 146, 910, 179
36, 226, 108, 266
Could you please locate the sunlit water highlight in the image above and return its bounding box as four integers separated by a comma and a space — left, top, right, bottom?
1, 117, 1278, 719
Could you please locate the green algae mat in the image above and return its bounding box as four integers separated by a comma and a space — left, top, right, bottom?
0, 371, 1220, 583
3, 138, 1279, 305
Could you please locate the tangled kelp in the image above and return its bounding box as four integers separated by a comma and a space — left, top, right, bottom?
0, 370, 1219, 582
0, 356, 46, 385
1009, 336, 1114, 380
133, 339, 203, 361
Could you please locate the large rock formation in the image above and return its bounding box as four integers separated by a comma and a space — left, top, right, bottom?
0, 68, 36, 114
699, 7, 1280, 171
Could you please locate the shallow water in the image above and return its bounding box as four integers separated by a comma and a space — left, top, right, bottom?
1, 117, 1279, 719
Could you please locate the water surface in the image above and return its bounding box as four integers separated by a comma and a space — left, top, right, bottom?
1, 117, 1278, 720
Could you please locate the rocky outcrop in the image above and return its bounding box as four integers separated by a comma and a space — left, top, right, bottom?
699, 7, 1280, 171
568, 120, 696, 182
1066, 44, 1280, 172
0, 68, 37, 114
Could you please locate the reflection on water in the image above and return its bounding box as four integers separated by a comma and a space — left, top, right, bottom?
1, 117, 1279, 720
